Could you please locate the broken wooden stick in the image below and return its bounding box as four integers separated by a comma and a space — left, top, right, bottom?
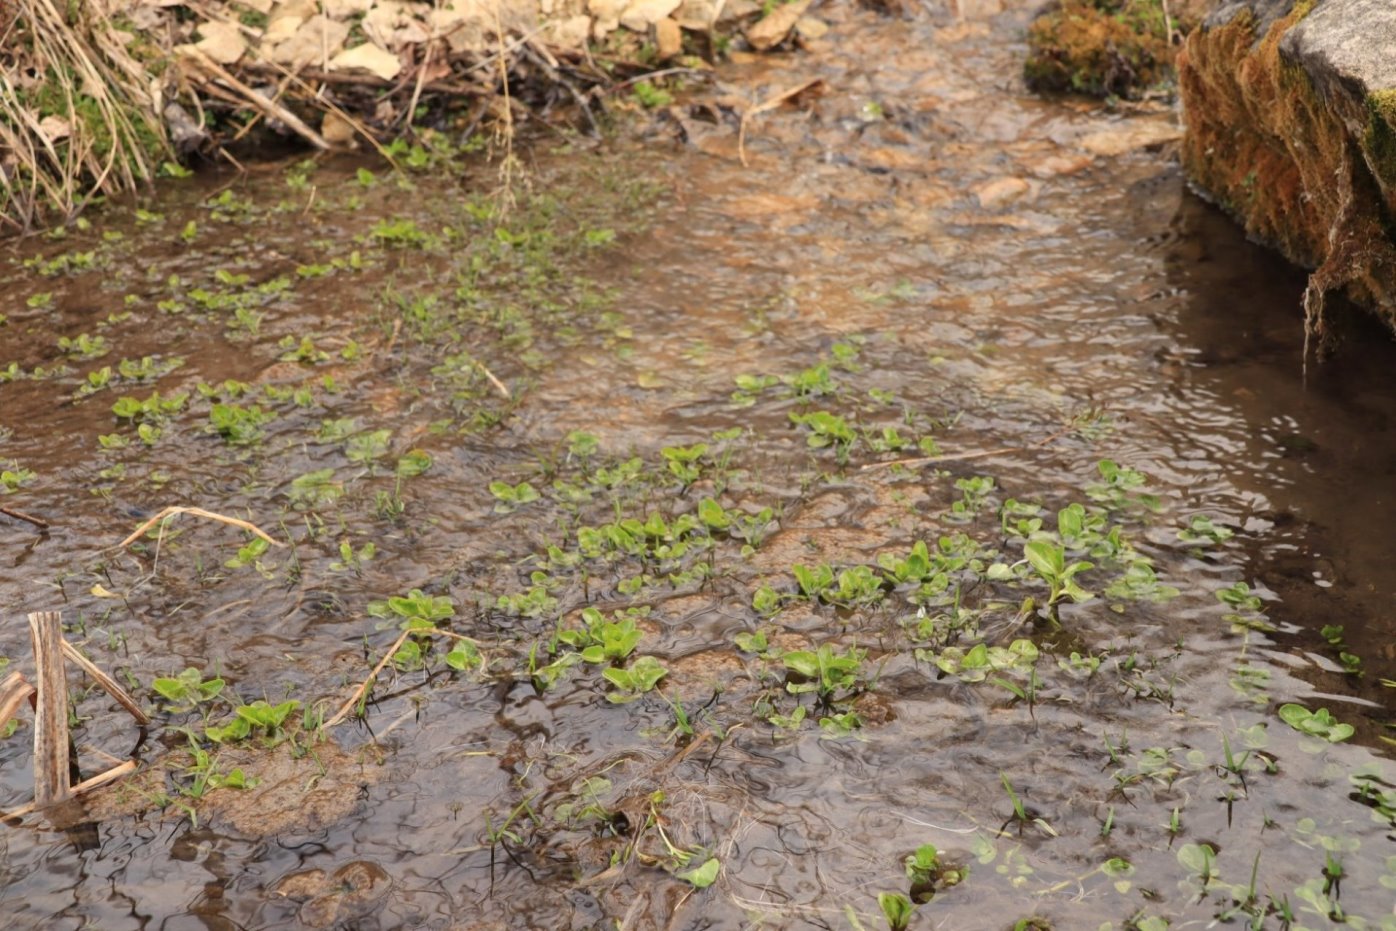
29, 611, 71, 807
1, 760, 138, 822
0, 504, 50, 529
61, 641, 150, 726
118, 505, 284, 549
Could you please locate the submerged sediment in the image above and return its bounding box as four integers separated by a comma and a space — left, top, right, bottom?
1177, 0, 1396, 336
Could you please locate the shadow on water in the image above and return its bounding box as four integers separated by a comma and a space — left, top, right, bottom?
1162, 190, 1396, 702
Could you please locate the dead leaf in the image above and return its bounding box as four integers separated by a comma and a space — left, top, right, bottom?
362, 2, 430, 50
193, 20, 246, 65
267, 14, 350, 67
745, 0, 812, 51
37, 115, 71, 144
330, 42, 402, 81
620, 0, 682, 31
321, 0, 373, 16
320, 111, 357, 145
655, 17, 683, 59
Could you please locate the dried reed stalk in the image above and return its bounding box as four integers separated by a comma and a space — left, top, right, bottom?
118, 505, 284, 549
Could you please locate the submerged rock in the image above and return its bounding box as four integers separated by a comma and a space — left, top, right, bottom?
1178, 0, 1396, 334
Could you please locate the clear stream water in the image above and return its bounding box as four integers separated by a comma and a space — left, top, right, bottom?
2, 2, 1395, 929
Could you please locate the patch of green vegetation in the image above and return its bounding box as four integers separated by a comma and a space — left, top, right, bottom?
1024, 0, 1175, 99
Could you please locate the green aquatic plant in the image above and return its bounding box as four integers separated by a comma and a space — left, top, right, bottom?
490, 480, 540, 511
1278, 704, 1354, 743
660, 443, 708, 487
561, 608, 645, 664
790, 410, 857, 463
928, 639, 1039, 683
601, 656, 668, 703
206, 699, 300, 745
782, 643, 864, 702
209, 403, 276, 445
369, 589, 455, 630
0, 463, 35, 494
1179, 514, 1234, 546
152, 667, 225, 711
878, 891, 914, 931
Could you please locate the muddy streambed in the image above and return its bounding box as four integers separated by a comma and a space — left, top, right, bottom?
3, 2, 1396, 929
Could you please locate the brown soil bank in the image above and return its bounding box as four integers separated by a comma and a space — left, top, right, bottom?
1178, 0, 1396, 339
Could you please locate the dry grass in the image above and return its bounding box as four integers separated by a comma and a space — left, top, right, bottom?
0, 0, 170, 233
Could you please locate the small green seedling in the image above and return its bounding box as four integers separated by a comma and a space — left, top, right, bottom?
1021, 540, 1092, 621
676, 856, 720, 888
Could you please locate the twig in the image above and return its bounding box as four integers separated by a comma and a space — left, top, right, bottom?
179, 46, 329, 149
118, 505, 284, 549
859, 424, 1077, 472
605, 67, 710, 94
0, 672, 35, 736
326, 627, 484, 728
738, 79, 825, 167
477, 359, 512, 400
325, 628, 412, 727
0, 505, 50, 529
61, 641, 150, 725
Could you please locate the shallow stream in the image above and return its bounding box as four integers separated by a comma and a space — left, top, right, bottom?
2, 2, 1396, 928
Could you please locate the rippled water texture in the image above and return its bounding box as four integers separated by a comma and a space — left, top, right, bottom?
2, 1, 1396, 928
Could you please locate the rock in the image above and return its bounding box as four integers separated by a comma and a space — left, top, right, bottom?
972, 176, 1031, 209
794, 15, 828, 40
620, 0, 682, 32
1078, 120, 1183, 156
1178, 0, 1396, 329
546, 14, 593, 50
674, 0, 724, 30
654, 16, 683, 59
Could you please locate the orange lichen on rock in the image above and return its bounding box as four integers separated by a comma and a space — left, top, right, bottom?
1178, 2, 1396, 337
